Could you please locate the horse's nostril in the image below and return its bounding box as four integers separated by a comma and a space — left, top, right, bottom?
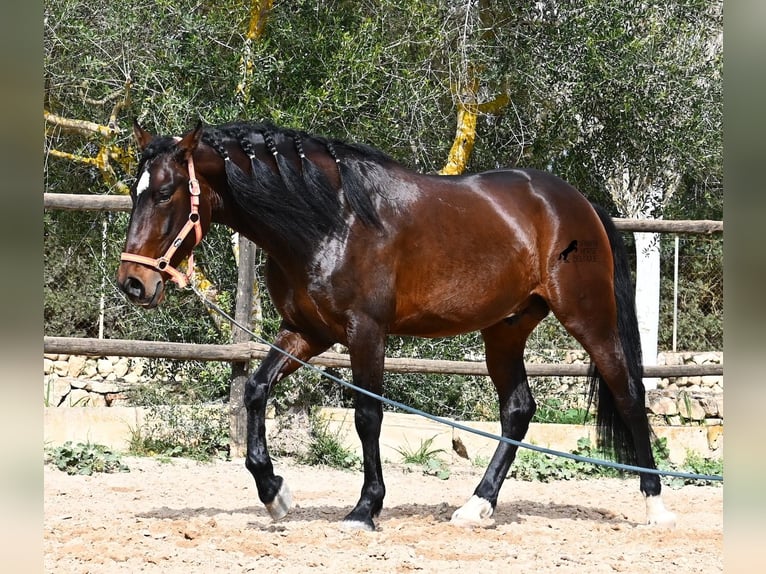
122, 276, 145, 300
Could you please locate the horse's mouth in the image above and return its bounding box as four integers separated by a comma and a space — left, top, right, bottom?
120, 275, 165, 309
140, 280, 165, 308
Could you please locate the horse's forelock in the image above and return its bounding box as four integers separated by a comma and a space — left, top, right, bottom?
139, 136, 180, 165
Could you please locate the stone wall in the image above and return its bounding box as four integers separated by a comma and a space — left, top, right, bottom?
44, 354, 148, 407
648, 351, 723, 426
44, 351, 723, 426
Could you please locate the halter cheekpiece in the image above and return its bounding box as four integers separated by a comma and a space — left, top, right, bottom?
120, 148, 203, 289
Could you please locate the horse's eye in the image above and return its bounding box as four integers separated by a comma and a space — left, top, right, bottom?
156, 186, 175, 203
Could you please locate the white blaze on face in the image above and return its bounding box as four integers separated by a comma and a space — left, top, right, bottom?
136, 168, 151, 197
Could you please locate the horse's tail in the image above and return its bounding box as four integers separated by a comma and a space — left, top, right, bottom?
587, 203, 651, 466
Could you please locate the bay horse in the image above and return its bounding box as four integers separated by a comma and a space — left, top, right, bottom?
117, 120, 676, 530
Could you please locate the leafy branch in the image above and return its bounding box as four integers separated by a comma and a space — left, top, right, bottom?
44, 80, 134, 194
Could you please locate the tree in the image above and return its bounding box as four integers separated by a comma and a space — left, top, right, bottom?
508, 0, 722, 382
44, 0, 722, 410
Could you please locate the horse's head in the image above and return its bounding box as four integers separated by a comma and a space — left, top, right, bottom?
117, 121, 212, 308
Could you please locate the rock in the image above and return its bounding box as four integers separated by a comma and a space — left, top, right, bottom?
700, 395, 723, 418
83, 362, 99, 377
67, 378, 88, 389
124, 372, 141, 384
649, 395, 677, 416
97, 359, 114, 376
67, 356, 87, 378
88, 392, 107, 407
64, 388, 92, 407
677, 396, 706, 421
45, 377, 71, 407
105, 393, 130, 406
85, 380, 122, 394
114, 358, 130, 378
692, 352, 721, 365
701, 375, 722, 388
131, 359, 146, 378
706, 425, 723, 450
53, 360, 69, 376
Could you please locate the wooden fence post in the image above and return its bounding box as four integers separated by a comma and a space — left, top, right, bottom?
229, 236, 256, 457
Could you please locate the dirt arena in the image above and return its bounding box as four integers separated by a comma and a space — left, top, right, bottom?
44, 456, 722, 573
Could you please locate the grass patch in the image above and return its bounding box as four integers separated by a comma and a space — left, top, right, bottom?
46, 441, 130, 475
297, 412, 362, 470
532, 398, 591, 424
394, 435, 450, 479
128, 403, 229, 462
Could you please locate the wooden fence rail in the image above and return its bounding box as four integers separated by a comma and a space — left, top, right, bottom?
43, 193, 724, 234
43, 336, 724, 378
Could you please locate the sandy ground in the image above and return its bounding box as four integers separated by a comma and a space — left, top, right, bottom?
44, 456, 722, 573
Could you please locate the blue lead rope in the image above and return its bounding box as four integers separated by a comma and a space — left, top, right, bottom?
194, 287, 723, 483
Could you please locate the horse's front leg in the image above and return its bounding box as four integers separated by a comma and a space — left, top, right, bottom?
341, 317, 387, 532
244, 326, 329, 520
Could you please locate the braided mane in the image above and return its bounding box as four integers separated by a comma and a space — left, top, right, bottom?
200, 121, 393, 256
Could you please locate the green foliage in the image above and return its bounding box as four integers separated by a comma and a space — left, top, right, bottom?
127, 360, 231, 405
653, 437, 723, 488
246, 0, 452, 170
524, 0, 723, 216
298, 412, 361, 471
394, 435, 445, 465
510, 436, 620, 482
394, 435, 450, 480
380, 335, 499, 421
471, 454, 490, 468
46, 441, 130, 475
511, 436, 665, 482
128, 403, 229, 461
509, 435, 721, 487
673, 450, 723, 487
658, 236, 723, 350
44, 0, 722, 415
422, 458, 451, 480
532, 398, 591, 425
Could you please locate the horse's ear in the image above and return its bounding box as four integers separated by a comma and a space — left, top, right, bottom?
132, 119, 154, 151
176, 120, 204, 161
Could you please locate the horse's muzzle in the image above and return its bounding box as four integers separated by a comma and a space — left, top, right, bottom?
118, 273, 165, 308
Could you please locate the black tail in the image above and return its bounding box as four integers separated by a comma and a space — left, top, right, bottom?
587, 204, 651, 466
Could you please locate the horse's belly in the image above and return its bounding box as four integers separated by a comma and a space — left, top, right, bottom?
390, 296, 522, 338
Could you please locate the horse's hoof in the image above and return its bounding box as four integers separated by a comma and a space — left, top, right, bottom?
647, 510, 677, 528
340, 519, 376, 532
450, 495, 495, 528
265, 480, 293, 521
645, 495, 677, 528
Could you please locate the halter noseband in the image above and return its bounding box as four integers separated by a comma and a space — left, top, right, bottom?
120, 153, 203, 289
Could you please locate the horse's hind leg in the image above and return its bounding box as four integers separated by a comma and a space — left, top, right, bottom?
549, 290, 676, 526
451, 296, 549, 527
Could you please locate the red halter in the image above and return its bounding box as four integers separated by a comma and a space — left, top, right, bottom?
120, 154, 203, 289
